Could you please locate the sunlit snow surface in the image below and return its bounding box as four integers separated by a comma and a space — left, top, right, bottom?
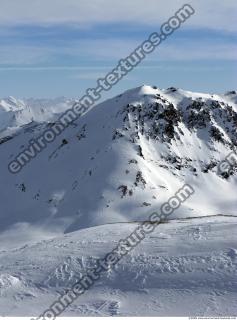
0, 86, 236, 316
0, 216, 236, 316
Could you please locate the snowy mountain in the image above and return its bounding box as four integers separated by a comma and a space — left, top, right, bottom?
0, 96, 76, 138
0, 86, 237, 317
0, 86, 236, 247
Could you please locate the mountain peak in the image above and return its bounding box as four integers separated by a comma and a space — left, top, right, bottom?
0, 86, 236, 236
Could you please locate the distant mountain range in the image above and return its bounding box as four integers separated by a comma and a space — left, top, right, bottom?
0, 96, 76, 138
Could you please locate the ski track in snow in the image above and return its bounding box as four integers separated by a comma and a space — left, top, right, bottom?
0, 216, 236, 316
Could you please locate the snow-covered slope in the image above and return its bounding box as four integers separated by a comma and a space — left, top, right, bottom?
0, 96, 75, 138
0, 216, 236, 316
0, 86, 236, 246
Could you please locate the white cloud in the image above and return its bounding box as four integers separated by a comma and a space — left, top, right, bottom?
0, 45, 54, 64
71, 72, 108, 80
70, 71, 136, 81
0, 0, 236, 32
73, 38, 237, 61
0, 37, 236, 68
0, 39, 139, 66
153, 42, 237, 61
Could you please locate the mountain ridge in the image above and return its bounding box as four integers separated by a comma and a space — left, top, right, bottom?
0, 85, 236, 247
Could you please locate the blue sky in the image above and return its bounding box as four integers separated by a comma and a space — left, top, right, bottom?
0, 0, 236, 98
